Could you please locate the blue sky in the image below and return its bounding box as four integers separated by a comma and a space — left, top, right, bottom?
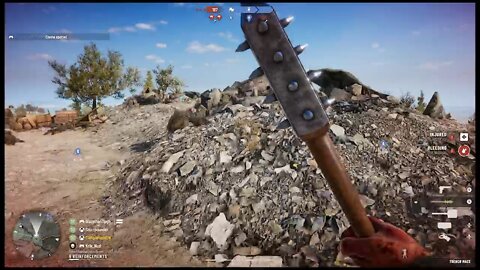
5, 3, 475, 119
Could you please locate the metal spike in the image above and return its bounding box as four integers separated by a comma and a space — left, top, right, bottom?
276, 119, 291, 130
321, 97, 336, 108
307, 70, 322, 81
263, 93, 277, 104
280, 16, 294, 28
294, 44, 308, 55
235, 40, 250, 52
249, 67, 264, 80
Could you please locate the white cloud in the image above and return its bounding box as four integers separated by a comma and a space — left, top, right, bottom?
417, 61, 453, 70
145, 54, 165, 64
411, 30, 421, 36
124, 26, 137, 32
218, 32, 239, 43
174, 3, 186, 6
108, 21, 167, 33
156, 43, 167, 48
135, 23, 155, 30
187, 41, 227, 53
181, 65, 193, 69
108, 27, 123, 33
204, 63, 210, 67
371, 42, 385, 53
27, 53, 54, 61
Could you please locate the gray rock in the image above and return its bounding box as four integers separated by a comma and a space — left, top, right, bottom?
270, 221, 283, 234
172, 133, 185, 141
231, 165, 245, 174
330, 124, 345, 137
220, 151, 232, 164
350, 83, 363, 96
179, 161, 196, 176
261, 151, 275, 162
205, 213, 235, 249
234, 232, 247, 246
291, 196, 303, 204
351, 133, 372, 147
359, 195, 375, 207
161, 150, 185, 173
398, 171, 411, 180
311, 217, 325, 232
252, 200, 266, 213
233, 246, 262, 256
289, 186, 301, 194
423, 92, 446, 119
207, 181, 220, 196
210, 89, 222, 107
309, 232, 320, 246
215, 254, 229, 263
240, 187, 255, 198
126, 170, 141, 186
242, 96, 265, 106
228, 255, 283, 267
274, 164, 293, 174
186, 194, 199, 205
295, 217, 305, 230
387, 95, 400, 104
190, 241, 200, 255
402, 184, 415, 197
329, 88, 352, 101
388, 113, 398, 119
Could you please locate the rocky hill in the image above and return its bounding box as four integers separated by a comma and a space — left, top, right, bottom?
90, 79, 475, 267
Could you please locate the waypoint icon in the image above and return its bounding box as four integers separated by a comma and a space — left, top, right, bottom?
460, 132, 469, 142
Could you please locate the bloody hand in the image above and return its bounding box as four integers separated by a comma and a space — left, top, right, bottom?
340, 216, 429, 267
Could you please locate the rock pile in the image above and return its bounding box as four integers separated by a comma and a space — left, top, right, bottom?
100, 88, 475, 266
5, 108, 53, 131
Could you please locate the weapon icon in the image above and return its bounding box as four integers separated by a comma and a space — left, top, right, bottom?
439, 186, 451, 194
438, 233, 452, 242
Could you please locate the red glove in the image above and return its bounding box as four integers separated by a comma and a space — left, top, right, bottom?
339, 216, 429, 267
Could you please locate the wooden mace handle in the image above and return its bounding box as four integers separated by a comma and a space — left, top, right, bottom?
302, 129, 375, 237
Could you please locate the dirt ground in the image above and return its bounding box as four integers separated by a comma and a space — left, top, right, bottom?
4, 128, 205, 267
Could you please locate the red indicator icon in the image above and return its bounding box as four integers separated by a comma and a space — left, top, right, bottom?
458, 145, 470, 157
448, 134, 455, 141
206, 6, 219, 13
449, 148, 455, 154
209, 14, 215, 20
217, 14, 222, 21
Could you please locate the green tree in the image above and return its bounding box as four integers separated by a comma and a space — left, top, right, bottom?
70, 101, 82, 113
152, 65, 185, 98
25, 104, 37, 112
15, 104, 27, 118
49, 43, 141, 110
143, 70, 154, 92
416, 90, 427, 113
